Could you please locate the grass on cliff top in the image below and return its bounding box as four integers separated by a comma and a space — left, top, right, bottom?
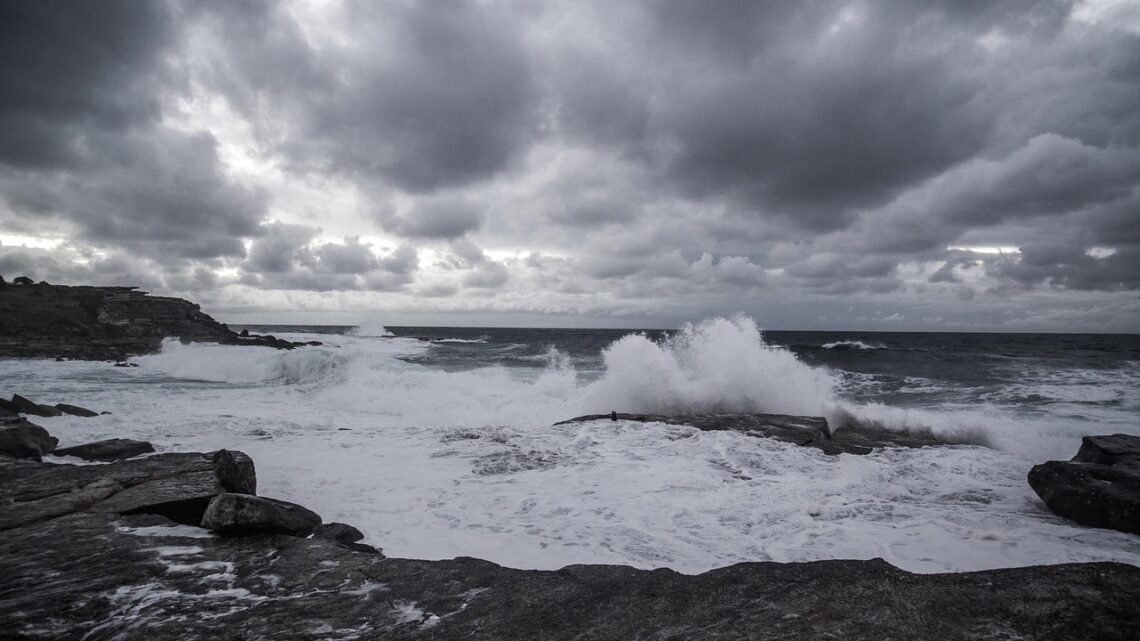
0, 283, 109, 336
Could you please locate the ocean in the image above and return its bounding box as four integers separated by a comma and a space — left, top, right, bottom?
4, 317, 1139, 573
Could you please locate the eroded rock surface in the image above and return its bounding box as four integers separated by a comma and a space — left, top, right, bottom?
201, 493, 322, 537
0, 282, 316, 359
0, 417, 58, 461
556, 413, 955, 455
53, 438, 156, 462
1, 510, 1138, 641
1029, 434, 1140, 535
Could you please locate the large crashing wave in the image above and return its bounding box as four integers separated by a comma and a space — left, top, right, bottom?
135, 339, 347, 385
582, 317, 839, 417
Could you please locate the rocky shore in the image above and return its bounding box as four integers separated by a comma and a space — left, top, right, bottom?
3, 401, 1140, 639
0, 279, 315, 360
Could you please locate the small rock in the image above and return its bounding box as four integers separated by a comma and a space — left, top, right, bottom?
53, 438, 155, 462
54, 403, 100, 418
113, 362, 138, 368
0, 420, 59, 461
201, 493, 322, 537
0, 398, 18, 414
239, 329, 249, 337
316, 522, 383, 554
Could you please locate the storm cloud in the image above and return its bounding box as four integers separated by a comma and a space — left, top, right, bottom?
1, 0, 1138, 330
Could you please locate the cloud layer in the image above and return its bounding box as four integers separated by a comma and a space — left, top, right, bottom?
1, 0, 1138, 330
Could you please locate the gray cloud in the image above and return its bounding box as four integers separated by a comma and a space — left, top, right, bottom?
2, 0, 1139, 329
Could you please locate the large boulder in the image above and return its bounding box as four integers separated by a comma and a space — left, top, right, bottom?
10, 394, 62, 417
0, 449, 256, 530
53, 438, 155, 462
201, 493, 321, 537
0, 419, 59, 461
1028, 434, 1140, 535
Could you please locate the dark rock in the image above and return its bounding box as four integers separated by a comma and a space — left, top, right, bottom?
315, 521, 365, 544
0, 419, 59, 461
13, 276, 33, 285
113, 361, 139, 367
201, 493, 322, 537
239, 328, 250, 337
53, 438, 155, 462
0, 449, 257, 530
0, 282, 316, 360
1074, 434, 1140, 466
1, 511, 1139, 640
54, 403, 99, 417
315, 521, 382, 554
555, 413, 952, 455
10, 394, 62, 417
1029, 434, 1140, 535
0, 397, 18, 415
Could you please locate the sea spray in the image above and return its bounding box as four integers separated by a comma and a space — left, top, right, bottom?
581, 317, 839, 416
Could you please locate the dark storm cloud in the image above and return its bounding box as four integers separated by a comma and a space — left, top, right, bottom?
0, 1, 267, 262
196, 0, 539, 193
242, 224, 418, 291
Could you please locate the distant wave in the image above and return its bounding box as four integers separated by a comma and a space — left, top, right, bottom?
821, 340, 887, 351
432, 338, 488, 344
347, 323, 393, 337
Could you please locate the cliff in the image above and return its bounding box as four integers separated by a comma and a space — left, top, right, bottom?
0, 279, 307, 360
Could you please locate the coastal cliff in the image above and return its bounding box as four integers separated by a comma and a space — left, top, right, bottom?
0, 279, 307, 360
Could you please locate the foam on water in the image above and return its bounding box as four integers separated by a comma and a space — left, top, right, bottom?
5, 316, 1140, 575
582, 317, 838, 417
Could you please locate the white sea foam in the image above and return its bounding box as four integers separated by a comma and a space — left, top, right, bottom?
821, 340, 887, 350
582, 317, 839, 417
4, 317, 1140, 576
347, 323, 394, 337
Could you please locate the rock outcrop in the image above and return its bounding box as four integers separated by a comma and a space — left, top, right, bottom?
201, 492, 322, 537
556, 412, 956, 455
0, 281, 316, 360
2, 423, 1139, 639
1029, 434, 1140, 535
0, 416, 58, 461
52, 438, 156, 462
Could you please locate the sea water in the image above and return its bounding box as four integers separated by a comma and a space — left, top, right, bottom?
4, 317, 1139, 573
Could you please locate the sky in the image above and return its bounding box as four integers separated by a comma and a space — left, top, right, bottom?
1, 0, 1138, 331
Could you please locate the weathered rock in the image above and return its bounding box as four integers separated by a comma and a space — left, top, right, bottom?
201, 493, 322, 537
54, 403, 100, 417
0, 449, 256, 530
556, 413, 955, 455
10, 394, 63, 417
0, 419, 59, 461
0, 281, 314, 360
53, 438, 155, 462
1, 510, 1139, 640
1029, 434, 1140, 535
315, 521, 382, 554
1074, 434, 1140, 466
0, 397, 18, 414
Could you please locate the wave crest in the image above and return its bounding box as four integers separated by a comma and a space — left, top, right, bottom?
582, 317, 838, 416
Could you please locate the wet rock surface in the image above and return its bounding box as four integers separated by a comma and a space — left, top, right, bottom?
1, 510, 1137, 641
0, 281, 315, 360
2, 425, 1138, 640
53, 438, 156, 462
0, 417, 58, 461
556, 412, 955, 455
1029, 434, 1140, 535
201, 493, 322, 537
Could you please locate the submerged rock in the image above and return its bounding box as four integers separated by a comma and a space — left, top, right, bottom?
1029, 434, 1140, 535
201, 493, 322, 537
53, 438, 155, 462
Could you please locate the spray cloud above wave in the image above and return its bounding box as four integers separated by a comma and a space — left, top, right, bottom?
582, 317, 839, 417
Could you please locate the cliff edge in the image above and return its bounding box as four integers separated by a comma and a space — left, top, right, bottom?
0, 278, 306, 360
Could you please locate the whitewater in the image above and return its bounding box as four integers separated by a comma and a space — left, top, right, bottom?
5, 317, 1140, 574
